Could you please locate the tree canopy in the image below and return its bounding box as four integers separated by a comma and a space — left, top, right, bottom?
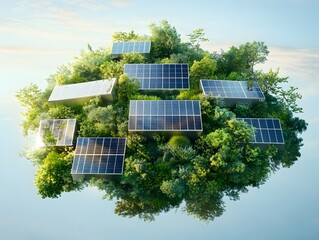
17, 20, 307, 222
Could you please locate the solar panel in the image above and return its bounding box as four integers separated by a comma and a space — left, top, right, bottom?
124, 64, 189, 90
237, 118, 284, 144
128, 100, 202, 131
38, 119, 76, 146
201, 80, 265, 100
111, 41, 151, 55
71, 137, 126, 179
48, 79, 116, 104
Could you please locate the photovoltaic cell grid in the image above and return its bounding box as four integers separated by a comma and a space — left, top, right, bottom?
129, 100, 202, 131
39, 119, 76, 146
71, 137, 126, 175
111, 41, 151, 55
124, 64, 189, 90
237, 118, 284, 144
201, 80, 265, 100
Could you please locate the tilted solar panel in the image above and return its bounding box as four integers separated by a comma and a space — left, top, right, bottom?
201, 80, 265, 100
237, 118, 284, 144
71, 137, 126, 177
124, 64, 189, 90
111, 41, 151, 55
48, 79, 116, 103
128, 100, 202, 131
39, 119, 76, 146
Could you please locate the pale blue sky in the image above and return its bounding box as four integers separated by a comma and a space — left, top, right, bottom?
1, 1, 319, 239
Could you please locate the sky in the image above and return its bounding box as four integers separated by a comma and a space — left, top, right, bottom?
1, 0, 319, 239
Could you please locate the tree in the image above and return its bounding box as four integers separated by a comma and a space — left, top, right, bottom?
115, 74, 139, 107
34, 151, 83, 198
257, 68, 303, 113
238, 41, 269, 71
71, 48, 110, 82
112, 31, 143, 42
215, 41, 269, 77
187, 28, 208, 49
190, 56, 217, 89
16, 83, 48, 135
149, 20, 182, 60
168, 136, 191, 148
100, 60, 123, 80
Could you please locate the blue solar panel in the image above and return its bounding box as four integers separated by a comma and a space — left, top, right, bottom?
129, 100, 202, 131
111, 42, 151, 55
201, 80, 265, 100
39, 119, 76, 146
124, 64, 189, 90
237, 118, 284, 144
71, 137, 126, 177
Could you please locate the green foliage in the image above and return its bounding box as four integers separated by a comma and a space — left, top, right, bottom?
16, 83, 48, 135
187, 28, 208, 49
100, 60, 123, 80
121, 53, 146, 64
112, 31, 143, 42
17, 20, 307, 223
116, 74, 139, 107
232, 104, 252, 118
47, 105, 79, 119
176, 89, 200, 100
257, 68, 303, 113
34, 151, 83, 198
160, 179, 186, 199
190, 56, 217, 89
149, 20, 182, 60
215, 41, 269, 77
42, 127, 57, 145
168, 136, 191, 148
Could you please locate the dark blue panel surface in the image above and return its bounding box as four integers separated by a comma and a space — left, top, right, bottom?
237, 118, 284, 144
72, 137, 126, 176
124, 64, 189, 90
128, 100, 202, 131
201, 79, 265, 100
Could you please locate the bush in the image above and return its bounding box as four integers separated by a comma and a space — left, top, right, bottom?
168, 136, 191, 148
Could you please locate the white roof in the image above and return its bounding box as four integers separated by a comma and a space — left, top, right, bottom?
48, 79, 116, 102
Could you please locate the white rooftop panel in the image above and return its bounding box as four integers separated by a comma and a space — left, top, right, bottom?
48, 79, 116, 103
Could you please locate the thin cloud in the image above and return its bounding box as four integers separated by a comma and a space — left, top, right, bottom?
256, 47, 319, 98
111, 0, 131, 8
1, 2, 117, 43
66, 0, 108, 11
0, 47, 74, 56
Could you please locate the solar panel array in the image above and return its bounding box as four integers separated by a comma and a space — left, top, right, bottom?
71, 137, 126, 176
237, 118, 284, 144
111, 41, 151, 55
124, 64, 189, 90
39, 119, 76, 146
48, 79, 116, 103
201, 80, 265, 100
129, 100, 202, 131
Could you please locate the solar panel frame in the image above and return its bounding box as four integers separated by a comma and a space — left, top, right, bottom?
111, 41, 151, 55
128, 100, 203, 132
200, 80, 265, 100
39, 119, 76, 146
237, 118, 284, 144
71, 137, 127, 177
124, 64, 190, 90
